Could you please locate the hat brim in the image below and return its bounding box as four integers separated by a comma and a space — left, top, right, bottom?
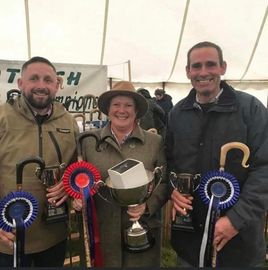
98, 90, 148, 119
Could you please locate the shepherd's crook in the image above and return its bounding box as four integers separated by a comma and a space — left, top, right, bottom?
219, 142, 250, 171
212, 142, 250, 267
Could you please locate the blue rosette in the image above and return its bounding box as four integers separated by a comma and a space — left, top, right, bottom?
198, 170, 240, 210
0, 190, 38, 232
198, 170, 241, 268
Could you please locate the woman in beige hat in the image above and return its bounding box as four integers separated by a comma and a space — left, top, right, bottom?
73, 81, 167, 267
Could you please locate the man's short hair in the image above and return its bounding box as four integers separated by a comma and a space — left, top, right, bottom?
154, 89, 165, 96
21, 56, 56, 73
187, 41, 224, 68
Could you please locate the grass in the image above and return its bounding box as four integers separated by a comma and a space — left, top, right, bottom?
161, 242, 177, 267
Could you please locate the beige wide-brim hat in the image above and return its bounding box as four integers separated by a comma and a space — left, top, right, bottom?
98, 81, 148, 119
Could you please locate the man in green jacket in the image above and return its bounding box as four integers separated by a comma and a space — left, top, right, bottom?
0, 56, 79, 267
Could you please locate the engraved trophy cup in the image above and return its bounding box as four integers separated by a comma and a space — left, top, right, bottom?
169, 172, 198, 232
37, 164, 68, 223
105, 159, 162, 252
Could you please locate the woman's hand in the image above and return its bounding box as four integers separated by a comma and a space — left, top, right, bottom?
127, 203, 146, 222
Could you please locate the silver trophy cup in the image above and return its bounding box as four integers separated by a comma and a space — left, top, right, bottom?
37, 164, 68, 224
104, 159, 162, 252
169, 172, 198, 232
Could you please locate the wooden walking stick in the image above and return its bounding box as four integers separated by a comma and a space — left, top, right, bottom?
62, 131, 104, 267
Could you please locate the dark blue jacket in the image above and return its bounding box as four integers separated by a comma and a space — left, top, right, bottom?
166, 81, 268, 267
154, 94, 173, 121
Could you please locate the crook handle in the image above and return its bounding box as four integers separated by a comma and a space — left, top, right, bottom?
76, 131, 103, 159
16, 156, 46, 186
89, 108, 102, 121
6, 89, 21, 101
219, 142, 250, 171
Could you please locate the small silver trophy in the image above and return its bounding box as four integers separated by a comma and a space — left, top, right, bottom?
105, 159, 162, 252
169, 172, 198, 232
37, 164, 68, 224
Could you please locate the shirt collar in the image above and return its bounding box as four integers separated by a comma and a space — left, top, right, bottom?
32, 106, 52, 117
111, 126, 133, 145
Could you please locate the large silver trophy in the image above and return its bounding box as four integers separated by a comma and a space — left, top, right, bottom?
105, 158, 162, 252
169, 172, 199, 232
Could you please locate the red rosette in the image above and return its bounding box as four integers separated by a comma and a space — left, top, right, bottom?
62, 161, 101, 199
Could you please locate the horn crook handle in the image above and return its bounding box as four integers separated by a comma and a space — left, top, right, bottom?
212, 142, 250, 268
219, 142, 250, 171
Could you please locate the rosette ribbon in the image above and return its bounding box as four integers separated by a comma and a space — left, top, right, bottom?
198, 142, 250, 267
0, 156, 45, 267
62, 131, 104, 267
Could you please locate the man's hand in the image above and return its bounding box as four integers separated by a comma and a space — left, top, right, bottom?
127, 203, 146, 222
171, 189, 193, 221
0, 229, 15, 250
214, 216, 238, 251
46, 181, 68, 206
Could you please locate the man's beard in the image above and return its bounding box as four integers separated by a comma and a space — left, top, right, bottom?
24, 90, 54, 110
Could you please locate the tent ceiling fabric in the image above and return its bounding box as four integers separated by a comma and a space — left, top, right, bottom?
0, 0, 268, 84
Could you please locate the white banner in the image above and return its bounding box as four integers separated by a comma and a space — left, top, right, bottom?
0, 59, 108, 130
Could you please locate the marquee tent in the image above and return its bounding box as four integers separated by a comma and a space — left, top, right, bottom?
0, 0, 267, 105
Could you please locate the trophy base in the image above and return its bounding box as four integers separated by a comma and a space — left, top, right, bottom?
124, 224, 155, 252
43, 203, 68, 224
171, 214, 195, 232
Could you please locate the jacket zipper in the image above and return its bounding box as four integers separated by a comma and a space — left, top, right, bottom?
38, 124, 43, 158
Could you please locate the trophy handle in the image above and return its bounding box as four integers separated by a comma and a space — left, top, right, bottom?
219, 142, 250, 171
95, 180, 114, 204
151, 166, 163, 192
169, 172, 178, 190
169, 172, 200, 191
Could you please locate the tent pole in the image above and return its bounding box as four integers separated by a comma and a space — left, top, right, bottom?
162, 82, 166, 91
100, 0, 109, 65
128, 60, 132, 82
109, 78, 113, 90
24, 0, 32, 59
